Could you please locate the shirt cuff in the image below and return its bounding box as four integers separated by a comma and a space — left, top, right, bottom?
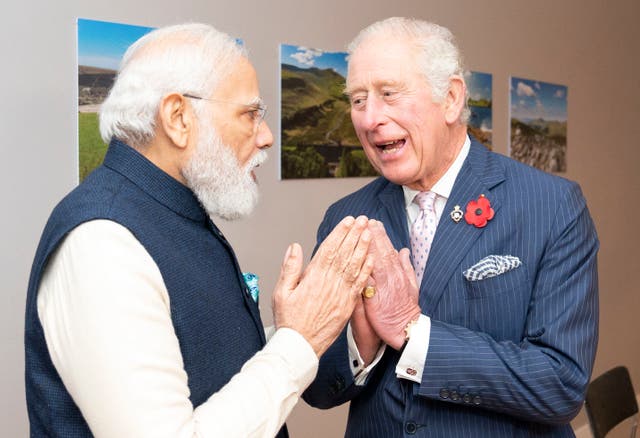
347, 324, 386, 386
395, 314, 430, 383
266, 327, 319, 389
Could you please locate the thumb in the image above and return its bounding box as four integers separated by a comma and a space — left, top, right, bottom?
277, 243, 303, 293
399, 248, 419, 291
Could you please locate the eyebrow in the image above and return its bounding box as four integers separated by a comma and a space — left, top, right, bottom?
345, 79, 405, 96
246, 96, 265, 108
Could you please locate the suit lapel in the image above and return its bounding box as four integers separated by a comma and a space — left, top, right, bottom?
375, 182, 411, 251
420, 141, 506, 314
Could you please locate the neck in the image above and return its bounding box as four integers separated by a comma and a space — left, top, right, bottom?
409, 124, 467, 191
140, 137, 189, 185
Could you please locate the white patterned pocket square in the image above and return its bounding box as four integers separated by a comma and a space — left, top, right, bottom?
463, 255, 521, 281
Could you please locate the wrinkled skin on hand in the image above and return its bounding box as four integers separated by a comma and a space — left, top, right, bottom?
359, 219, 422, 350
349, 295, 381, 366
273, 216, 374, 357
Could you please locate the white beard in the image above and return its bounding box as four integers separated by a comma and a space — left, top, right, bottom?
182, 123, 266, 221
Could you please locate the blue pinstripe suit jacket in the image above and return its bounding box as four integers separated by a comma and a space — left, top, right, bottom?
303, 139, 599, 437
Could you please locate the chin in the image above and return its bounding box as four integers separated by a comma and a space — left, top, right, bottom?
212, 186, 259, 221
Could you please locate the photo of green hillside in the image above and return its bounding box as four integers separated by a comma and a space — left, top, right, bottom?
78, 18, 154, 182
280, 44, 376, 179
78, 65, 115, 181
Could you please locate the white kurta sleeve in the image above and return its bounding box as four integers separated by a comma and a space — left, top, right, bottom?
38, 219, 317, 438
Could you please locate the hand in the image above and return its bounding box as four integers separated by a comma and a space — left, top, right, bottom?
273, 216, 374, 357
362, 219, 421, 350
350, 294, 381, 366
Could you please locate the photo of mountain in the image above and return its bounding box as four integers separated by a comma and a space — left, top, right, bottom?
509, 77, 568, 173
280, 44, 376, 179
77, 18, 154, 182
465, 71, 492, 149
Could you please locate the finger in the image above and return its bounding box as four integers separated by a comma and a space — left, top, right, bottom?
340, 217, 371, 275
327, 215, 369, 275
352, 254, 375, 298
311, 216, 356, 270
340, 254, 374, 320
398, 247, 418, 290
276, 243, 303, 293
368, 220, 398, 263
352, 292, 365, 314
355, 275, 376, 307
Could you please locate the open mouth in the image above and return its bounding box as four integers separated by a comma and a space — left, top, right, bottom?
375, 139, 406, 154
249, 164, 260, 181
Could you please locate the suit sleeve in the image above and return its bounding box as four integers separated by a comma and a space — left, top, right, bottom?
418, 182, 599, 424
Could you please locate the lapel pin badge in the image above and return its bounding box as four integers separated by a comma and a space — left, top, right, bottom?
450, 205, 463, 223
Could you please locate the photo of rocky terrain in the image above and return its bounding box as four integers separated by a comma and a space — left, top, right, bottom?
78, 65, 115, 111
510, 118, 567, 173
510, 77, 568, 173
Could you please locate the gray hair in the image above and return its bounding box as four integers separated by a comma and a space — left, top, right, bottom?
347, 17, 469, 123
99, 23, 247, 147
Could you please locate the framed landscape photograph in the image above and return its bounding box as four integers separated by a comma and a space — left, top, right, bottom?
465, 71, 492, 149
279, 44, 376, 179
509, 77, 568, 173
78, 18, 154, 182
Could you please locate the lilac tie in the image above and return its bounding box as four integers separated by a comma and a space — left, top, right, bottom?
410, 191, 437, 285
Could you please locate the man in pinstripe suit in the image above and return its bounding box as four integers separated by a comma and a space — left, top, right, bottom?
303, 17, 599, 437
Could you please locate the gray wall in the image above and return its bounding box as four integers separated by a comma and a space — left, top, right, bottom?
2, 0, 638, 436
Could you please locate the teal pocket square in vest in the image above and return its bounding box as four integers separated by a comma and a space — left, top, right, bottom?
243, 272, 260, 303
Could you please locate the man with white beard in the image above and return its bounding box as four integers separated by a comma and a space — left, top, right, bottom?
25, 23, 373, 438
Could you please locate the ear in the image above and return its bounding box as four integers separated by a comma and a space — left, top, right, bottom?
158, 93, 194, 149
443, 75, 466, 125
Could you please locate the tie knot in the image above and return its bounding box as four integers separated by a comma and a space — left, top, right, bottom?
413, 191, 437, 211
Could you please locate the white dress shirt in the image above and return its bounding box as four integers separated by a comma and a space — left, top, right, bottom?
37, 219, 318, 438
348, 135, 471, 384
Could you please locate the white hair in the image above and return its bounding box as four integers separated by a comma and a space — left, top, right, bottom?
182, 114, 266, 220
347, 17, 470, 123
99, 23, 247, 147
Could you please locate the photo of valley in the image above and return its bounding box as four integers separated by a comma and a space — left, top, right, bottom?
509, 77, 567, 173
78, 18, 154, 182
280, 44, 376, 179
466, 71, 493, 149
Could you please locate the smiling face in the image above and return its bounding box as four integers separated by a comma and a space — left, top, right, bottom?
346, 36, 466, 190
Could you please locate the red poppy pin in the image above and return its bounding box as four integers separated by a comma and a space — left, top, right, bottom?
464, 194, 494, 228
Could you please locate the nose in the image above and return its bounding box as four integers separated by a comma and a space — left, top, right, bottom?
360, 96, 387, 131
256, 120, 274, 150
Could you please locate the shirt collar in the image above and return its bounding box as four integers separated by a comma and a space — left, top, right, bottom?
402, 135, 471, 208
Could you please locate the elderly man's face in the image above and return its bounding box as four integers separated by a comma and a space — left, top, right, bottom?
346, 37, 457, 191
182, 57, 273, 220
210, 57, 273, 175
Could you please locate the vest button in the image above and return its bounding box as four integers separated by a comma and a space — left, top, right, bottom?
405, 422, 417, 434
329, 376, 345, 395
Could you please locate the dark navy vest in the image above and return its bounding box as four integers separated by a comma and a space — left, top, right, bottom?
25, 140, 286, 437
